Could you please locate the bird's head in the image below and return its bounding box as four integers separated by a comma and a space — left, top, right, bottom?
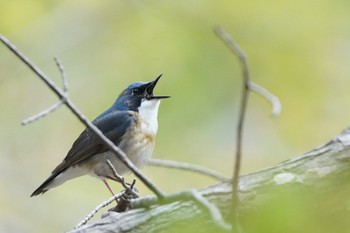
114, 74, 170, 112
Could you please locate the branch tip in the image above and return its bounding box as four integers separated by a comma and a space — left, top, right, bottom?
248, 81, 282, 117
54, 57, 68, 93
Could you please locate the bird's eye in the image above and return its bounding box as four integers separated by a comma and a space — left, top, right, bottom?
132, 88, 141, 95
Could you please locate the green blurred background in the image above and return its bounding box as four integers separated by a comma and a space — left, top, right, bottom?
1, 0, 350, 232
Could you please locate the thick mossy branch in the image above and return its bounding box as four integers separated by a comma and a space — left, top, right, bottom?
69, 128, 350, 233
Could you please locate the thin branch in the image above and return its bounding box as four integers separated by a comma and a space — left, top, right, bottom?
214, 26, 249, 228
147, 159, 229, 181
190, 190, 232, 231
0, 34, 165, 199
74, 192, 125, 229
21, 100, 65, 125
54, 57, 68, 93
214, 26, 281, 232
248, 81, 281, 117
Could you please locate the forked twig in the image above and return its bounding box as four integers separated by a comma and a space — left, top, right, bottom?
0, 34, 165, 199
214, 26, 281, 231
21, 57, 69, 125
214, 26, 249, 228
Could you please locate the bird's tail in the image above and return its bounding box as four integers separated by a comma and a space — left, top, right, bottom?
31, 173, 60, 197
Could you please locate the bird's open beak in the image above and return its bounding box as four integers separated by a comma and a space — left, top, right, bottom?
145, 74, 170, 100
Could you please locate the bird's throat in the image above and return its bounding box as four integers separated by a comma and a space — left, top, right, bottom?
138, 99, 160, 135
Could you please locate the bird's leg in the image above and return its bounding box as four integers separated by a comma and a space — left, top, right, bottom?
103, 180, 119, 204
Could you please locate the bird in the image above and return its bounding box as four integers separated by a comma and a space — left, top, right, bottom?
31, 75, 169, 197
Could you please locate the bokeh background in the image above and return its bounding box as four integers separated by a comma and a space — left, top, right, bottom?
1, 0, 350, 232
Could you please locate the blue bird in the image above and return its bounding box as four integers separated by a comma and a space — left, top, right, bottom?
31, 75, 169, 196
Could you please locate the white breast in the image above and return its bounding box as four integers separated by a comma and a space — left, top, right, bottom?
138, 99, 161, 135
91, 99, 162, 177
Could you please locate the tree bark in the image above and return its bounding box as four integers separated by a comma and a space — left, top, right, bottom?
68, 127, 350, 233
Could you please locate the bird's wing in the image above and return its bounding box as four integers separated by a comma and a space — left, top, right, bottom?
52, 111, 135, 174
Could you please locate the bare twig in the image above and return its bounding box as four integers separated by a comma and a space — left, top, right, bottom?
214, 26, 281, 232
21, 100, 65, 125
54, 57, 68, 92
74, 192, 125, 229
214, 26, 249, 229
147, 159, 229, 181
248, 81, 281, 117
190, 190, 231, 230
0, 34, 165, 199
